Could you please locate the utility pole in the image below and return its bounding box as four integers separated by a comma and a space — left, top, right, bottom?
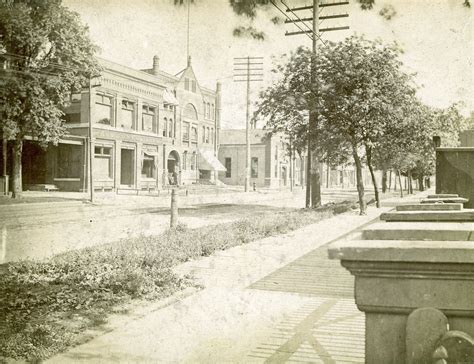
88, 77, 102, 203
233, 56, 263, 192
88, 79, 94, 203
270, 0, 349, 207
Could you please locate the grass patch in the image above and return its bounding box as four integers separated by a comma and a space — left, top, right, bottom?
0, 201, 355, 361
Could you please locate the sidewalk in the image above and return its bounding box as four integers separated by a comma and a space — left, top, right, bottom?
48, 189, 433, 364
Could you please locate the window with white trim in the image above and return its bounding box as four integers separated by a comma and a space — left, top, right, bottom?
95, 94, 113, 125
94, 146, 113, 179
121, 100, 135, 129
142, 105, 157, 133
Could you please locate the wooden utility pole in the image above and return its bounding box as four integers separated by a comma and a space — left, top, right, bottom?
271, 0, 349, 207
170, 188, 179, 228
233, 56, 263, 192
88, 79, 94, 203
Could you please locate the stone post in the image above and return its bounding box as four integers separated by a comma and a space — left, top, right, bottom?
328, 239, 474, 363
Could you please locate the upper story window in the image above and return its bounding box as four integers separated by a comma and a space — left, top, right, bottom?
71, 93, 82, 103
211, 128, 214, 145
183, 103, 198, 120
211, 104, 215, 120
182, 122, 190, 141
163, 117, 168, 137
205, 127, 210, 144
191, 80, 196, 93
64, 113, 81, 124
121, 100, 135, 129
168, 119, 173, 138
202, 126, 206, 143
95, 94, 113, 125
191, 126, 198, 143
207, 103, 211, 119
184, 77, 189, 91
142, 105, 157, 133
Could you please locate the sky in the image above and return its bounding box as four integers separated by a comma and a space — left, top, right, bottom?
63, 0, 473, 128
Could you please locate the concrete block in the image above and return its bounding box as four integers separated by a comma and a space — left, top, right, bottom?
380, 210, 474, 222
396, 203, 462, 211
421, 197, 468, 204
361, 222, 474, 241
427, 194, 459, 199
328, 240, 474, 263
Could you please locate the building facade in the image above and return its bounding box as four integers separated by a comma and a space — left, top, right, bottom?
218, 129, 305, 188
6, 55, 225, 192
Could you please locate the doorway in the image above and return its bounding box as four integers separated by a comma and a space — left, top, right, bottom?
120, 148, 134, 186
281, 166, 287, 187
167, 150, 180, 185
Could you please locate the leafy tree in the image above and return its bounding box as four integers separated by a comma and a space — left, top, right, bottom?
0, 0, 100, 198
254, 47, 351, 208
316, 35, 416, 213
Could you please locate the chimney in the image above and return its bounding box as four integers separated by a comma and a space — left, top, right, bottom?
152, 55, 160, 75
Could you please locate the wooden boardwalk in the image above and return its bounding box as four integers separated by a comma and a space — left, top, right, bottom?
247, 246, 364, 363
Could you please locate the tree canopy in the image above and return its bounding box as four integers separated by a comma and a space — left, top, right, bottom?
0, 0, 101, 197
255, 35, 466, 212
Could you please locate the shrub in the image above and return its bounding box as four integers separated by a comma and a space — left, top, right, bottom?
0, 201, 351, 361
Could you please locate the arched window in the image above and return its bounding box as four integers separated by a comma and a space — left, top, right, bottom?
168, 119, 173, 138
183, 103, 198, 120
163, 117, 167, 137
211, 104, 214, 120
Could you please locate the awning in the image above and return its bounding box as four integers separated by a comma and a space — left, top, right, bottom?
198, 150, 226, 172
143, 151, 160, 167
163, 89, 179, 106
143, 151, 159, 158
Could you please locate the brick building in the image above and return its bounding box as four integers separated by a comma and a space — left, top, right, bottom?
3, 55, 225, 193
218, 129, 306, 188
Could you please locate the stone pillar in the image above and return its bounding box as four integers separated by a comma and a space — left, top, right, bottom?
328, 240, 474, 364
136, 142, 142, 190
136, 100, 143, 132
114, 140, 121, 190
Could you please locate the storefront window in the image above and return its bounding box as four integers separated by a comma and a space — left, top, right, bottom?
94, 146, 113, 179
57, 144, 81, 178
141, 153, 155, 179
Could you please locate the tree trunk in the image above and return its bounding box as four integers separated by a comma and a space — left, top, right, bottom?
408, 170, 413, 194
310, 150, 321, 208
365, 145, 380, 208
393, 170, 396, 191
352, 145, 366, 215
419, 176, 424, 191
398, 170, 403, 198
305, 145, 311, 208
326, 156, 330, 188
426, 177, 431, 189
388, 169, 392, 191
12, 138, 23, 199
381, 168, 387, 193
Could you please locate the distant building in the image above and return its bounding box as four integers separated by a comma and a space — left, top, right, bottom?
218, 129, 305, 188
2, 55, 225, 192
